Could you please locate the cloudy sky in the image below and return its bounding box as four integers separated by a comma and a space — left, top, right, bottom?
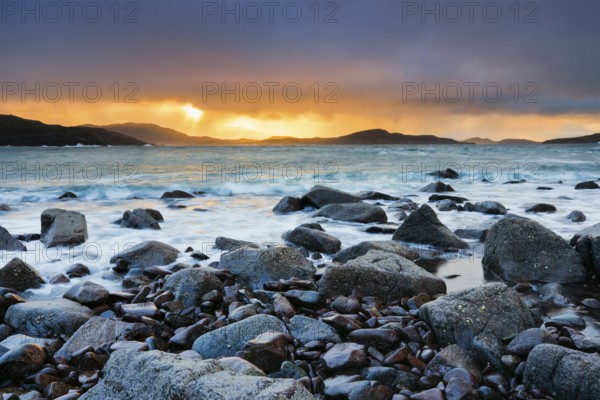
1, 0, 599, 140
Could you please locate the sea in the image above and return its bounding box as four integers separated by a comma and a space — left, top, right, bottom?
1, 145, 599, 333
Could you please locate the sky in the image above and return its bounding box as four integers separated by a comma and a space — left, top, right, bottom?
1, 0, 599, 140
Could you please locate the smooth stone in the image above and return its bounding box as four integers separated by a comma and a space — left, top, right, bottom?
163, 267, 223, 308
109, 240, 180, 269
160, 190, 194, 199
288, 315, 341, 344
63, 281, 109, 306
0, 226, 26, 251
283, 225, 341, 254
273, 196, 304, 214
40, 208, 88, 247
315, 202, 388, 224
0, 258, 45, 291
348, 329, 400, 352
472, 201, 507, 215
322, 342, 369, 371
566, 210, 586, 222
332, 240, 419, 263
302, 185, 361, 209
0, 344, 46, 378
420, 182, 454, 193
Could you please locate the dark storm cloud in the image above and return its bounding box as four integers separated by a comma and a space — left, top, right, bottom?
1, 0, 599, 115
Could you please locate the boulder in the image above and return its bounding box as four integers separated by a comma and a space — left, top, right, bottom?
56, 317, 144, 357
436, 199, 458, 211
214, 236, 260, 251
575, 181, 600, 190
319, 250, 446, 301
283, 225, 341, 254
506, 328, 556, 356
58, 191, 77, 199
192, 314, 288, 358
163, 267, 223, 308
80, 350, 313, 400
322, 342, 369, 371
567, 210, 586, 222
332, 240, 419, 263
272, 196, 304, 214
218, 246, 315, 290
0, 204, 12, 211
420, 182, 455, 193
0, 343, 46, 379
120, 209, 161, 230
315, 202, 387, 224
525, 203, 557, 213
428, 168, 460, 179
524, 344, 600, 400
5, 298, 94, 337
63, 281, 109, 306
429, 194, 468, 203
109, 240, 180, 269
454, 229, 487, 241
41, 209, 88, 247
356, 191, 400, 201
0, 226, 26, 251
160, 190, 194, 199
0, 258, 45, 291
144, 209, 164, 222
571, 223, 600, 277
288, 315, 341, 344
419, 283, 535, 349
392, 205, 468, 249
483, 218, 588, 283
473, 201, 507, 215
302, 185, 361, 209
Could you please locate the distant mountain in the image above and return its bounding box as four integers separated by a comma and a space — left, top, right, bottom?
544, 133, 600, 144
0, 115, 148, 146
98, 124, 465, 146
464, 137, 538, 145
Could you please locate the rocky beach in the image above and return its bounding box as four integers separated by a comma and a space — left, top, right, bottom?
1, 166, 600, 400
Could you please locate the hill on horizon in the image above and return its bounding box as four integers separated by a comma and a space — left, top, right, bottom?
464, 137, 539, 145
544, 132, 600, 144
0, 115, 149, 146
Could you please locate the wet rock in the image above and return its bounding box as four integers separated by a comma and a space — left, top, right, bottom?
242, 331, 289, 373
472, 201, 507, 215
348, 329, 400, 352
163, 267, 223, 308
425, 345, 482, 383
524, 344, 600, 400
454, 229, 487, 241
483, 218, 588, 283
110, 341, 148, 352
420, 182, 455, 193
58, 191, 77, 199
160, 190, 194, 199
419, 283, 535, 349
365, 225, 398, 234
571, 223, 600, 277
121, 303, 159, 318
289, 315, 341, 344
56, 317, 144, 357
302, 185, 361, 209
582, 298, 600, 309
272, 294, 296, 319
283, 225, 341, 254
284, 290, 324, 308
120, 209, 160, 230
546, 314, 586, 330
566, 210, 586, 222
0, 226, 26, 251
144, 208, 164, 222
539, 283, 569, 306
66, 263, 90, 278
429, 168, 460, 179
192, 314, 288, 358
319, 250, 446, 301
471, 331, 504, 371
5, 298, 93, 337
109, 240, 180, 269
410, 388, 444, 399
0, 204, 12, 211
218, 246, 315, 290
0, 258, 45, 291
219, 356, 265, 376
445, 377, 478, 400
331, 296, 361, 314
0, 344, 46, 379
0, 335, 60, 354
41, 209, 88, 247
322, 342, 369, 371
63, 281, 109, 306
332, 240, 419, 263
429, 194, 468, 203
80, 350, 313, 400
315, 202, 388, 224
525, 203, 557, 213
392, 205, 468, 250
169, 322, 209, 350
214, 236, 260, 251
436, 199, 458, 211
273, 196, 304, 214
357, 191, 400, 201
228, 304, 258, 323
575, 181, 600, 190
506, 328, 556, 356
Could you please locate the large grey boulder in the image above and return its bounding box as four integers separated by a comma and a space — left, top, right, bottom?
283, 226, 341, 254
571, 223, 600, 277
214, 237, 260, 251
164, 267, 223, 308
524, 344, 600, 400
109, 240, 180, 269
120, 209, 161, 230
192, 314, 288, 358
5, 298, 94, 337
218, 246, 315, 290
272, 196, 304, 214
57, 317, 144, 357
41, 208, 88, 247
302, 185, 360, 209
473, 201, 507, 215
419, 283, 535, 349
0, 226, 25, 251
80, 350, 313, 400
319, 250, 446, 301
0, 258, 45, 291
392, 204, 468, 249
332, 240, 419, 263
483, 218, 588, 283
315, 202, 387, 224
